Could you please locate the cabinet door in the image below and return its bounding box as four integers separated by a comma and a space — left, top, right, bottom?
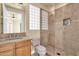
0, 50, 15, 56
0, 43, 15, 52
16, 46, 31, 56
0, 43, 15, 56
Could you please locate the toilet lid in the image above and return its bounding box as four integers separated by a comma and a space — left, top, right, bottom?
35, 45, 46, 54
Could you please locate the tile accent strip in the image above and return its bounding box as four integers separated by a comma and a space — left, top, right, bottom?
0, 32, 26, 40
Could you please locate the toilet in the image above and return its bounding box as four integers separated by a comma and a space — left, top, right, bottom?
32, 38, 46, 56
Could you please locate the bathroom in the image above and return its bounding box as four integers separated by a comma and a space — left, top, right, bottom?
0, 3, 79, 56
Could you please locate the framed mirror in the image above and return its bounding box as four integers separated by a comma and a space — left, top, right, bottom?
0, 3, 25, 34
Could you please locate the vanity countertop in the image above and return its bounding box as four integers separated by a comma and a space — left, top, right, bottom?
0, 37, 32, 45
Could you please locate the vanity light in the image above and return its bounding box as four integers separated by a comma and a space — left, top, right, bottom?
12, 13, 16, 19
63, 18, 71, 26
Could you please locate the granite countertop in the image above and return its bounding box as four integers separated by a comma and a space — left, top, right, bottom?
0, 37, 32, 45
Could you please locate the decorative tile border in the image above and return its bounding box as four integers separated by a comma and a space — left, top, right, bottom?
0, 32, 26, 40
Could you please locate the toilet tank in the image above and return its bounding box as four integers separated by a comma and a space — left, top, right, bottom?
32, 38, 40, 47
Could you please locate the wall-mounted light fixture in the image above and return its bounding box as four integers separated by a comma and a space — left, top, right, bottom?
63, 18, 71, 26
12, 13, 16, 19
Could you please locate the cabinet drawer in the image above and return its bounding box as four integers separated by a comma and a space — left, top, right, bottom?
16, 40, 31, 48
0, 50, 15, 56
0, 43, 15, 52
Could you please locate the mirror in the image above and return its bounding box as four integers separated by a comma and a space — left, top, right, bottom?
0, 3, 25, 33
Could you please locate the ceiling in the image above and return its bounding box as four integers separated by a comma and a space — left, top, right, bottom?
42, 3, 60, 8
41, 3, 68, 11
5, 3, 68, 14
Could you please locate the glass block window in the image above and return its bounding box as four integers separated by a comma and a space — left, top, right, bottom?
41, 10, 48, 30
29, 5, 40, 30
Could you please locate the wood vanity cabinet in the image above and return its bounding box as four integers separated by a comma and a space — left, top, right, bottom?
0, 40, 31, 56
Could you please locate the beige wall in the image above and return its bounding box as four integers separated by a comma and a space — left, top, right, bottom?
0, 4, 2, 33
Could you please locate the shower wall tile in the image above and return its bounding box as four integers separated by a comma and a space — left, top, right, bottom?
46, 45, 55, 56
72, 3, 79, 20
48, 14, 55, 46
55, 48, 65, 56
55, 6, 64, 51
40, 30, 49, 46
48, 3, 78, 56
55, 6, 64, 22
63, 4, 73, 19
